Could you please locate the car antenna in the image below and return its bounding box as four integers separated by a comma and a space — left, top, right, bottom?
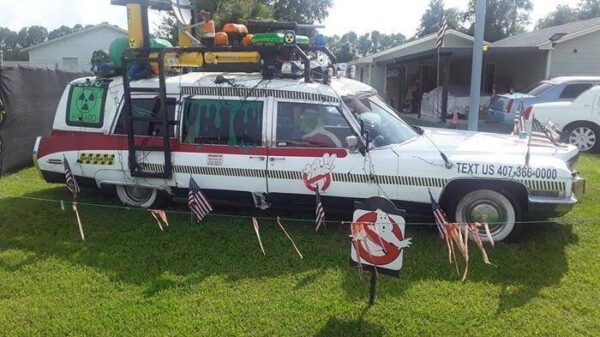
405, 122, 452, 169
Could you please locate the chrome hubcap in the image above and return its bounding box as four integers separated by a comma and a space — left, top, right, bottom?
569, 127, 596, 151
124, 186, 153, 203
463, 199, 507, 235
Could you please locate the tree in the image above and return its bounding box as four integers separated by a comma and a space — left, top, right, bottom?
536, 5, 579, 29
0, 27, 22, 60
48, 25, 73, 40
416, 0, 466, 38
17, 25, 48, 49
155, 11, 179, 45
578, 0, 600, 20
535, 0, 600, 30
266, 0, 333, 23
464, 0, 533, 42
327, 30, 405, 62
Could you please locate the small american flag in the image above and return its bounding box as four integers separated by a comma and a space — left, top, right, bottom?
315, 186, 325, 232
428, 190, 447, 240
188, 177, 213, 222
436, 15, 448, 49
531, 117, 559, 146
63, 156, 80, 199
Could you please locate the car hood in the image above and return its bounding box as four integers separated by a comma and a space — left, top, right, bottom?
391, 127, 578, 164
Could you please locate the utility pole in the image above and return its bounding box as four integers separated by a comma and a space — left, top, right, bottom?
468, 0, 486, 131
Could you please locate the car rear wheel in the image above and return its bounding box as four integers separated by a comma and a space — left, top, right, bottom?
115, 185, 164, 208
563, 122, 599, 153
454, 189, 519, 243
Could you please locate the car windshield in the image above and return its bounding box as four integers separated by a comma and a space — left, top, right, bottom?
527, 82, 555, 96
342, 94, 417, 147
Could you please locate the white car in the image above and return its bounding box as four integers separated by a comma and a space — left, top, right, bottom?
33, 73, 585, 243
526, 85, 600, 152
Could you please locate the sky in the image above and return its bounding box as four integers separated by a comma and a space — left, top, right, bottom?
0, 0, 582, 37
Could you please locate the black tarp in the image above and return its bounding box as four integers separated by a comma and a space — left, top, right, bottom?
0, 65, 87, 175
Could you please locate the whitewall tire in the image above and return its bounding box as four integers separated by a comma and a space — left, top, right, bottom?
455, 189, 517, 243
115, 185, 159, 208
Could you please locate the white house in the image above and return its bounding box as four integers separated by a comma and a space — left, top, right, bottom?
22, 23, 128, 72
351, 17, 600, 113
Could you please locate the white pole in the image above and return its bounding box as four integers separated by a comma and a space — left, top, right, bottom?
468, 0, 487, 131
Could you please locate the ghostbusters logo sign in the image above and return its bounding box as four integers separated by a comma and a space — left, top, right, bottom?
350, 197, 411, 277
302, 153, 336, 192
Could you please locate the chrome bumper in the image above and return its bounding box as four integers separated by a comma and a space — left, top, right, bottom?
528, 175, 585, 219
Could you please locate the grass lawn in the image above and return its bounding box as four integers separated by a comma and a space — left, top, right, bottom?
1, 156, 599, 337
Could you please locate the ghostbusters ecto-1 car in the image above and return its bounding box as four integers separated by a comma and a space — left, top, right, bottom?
31, 1, 584, 242
33, 70, 584, 242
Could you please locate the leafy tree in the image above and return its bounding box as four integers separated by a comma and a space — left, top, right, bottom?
327, 30, 405, 62
17, 25, 48, 49
578, 0, 600, 19
536, 5, 579, 29
417, 0, 466, 38
155, 11, 179, 45
0, 27, 22, 60
464, 0, 533, 42
266, 0, 333, 23
48, 25, 74, 40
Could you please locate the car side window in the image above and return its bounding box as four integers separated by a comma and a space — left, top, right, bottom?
66, 81, 108, 128
114, 98, 177, 137
560, 83, 593, 99
276, 101, 352, 148
181, 98, 263, 146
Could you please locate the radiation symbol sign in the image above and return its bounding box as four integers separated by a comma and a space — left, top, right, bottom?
350, 197, 411, 277
67, 82, 107, 127
283, 31, 296, 45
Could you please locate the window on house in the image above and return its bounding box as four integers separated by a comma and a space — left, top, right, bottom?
113, 98, 177, 137
65, 82, 108, 128
181, 99, 263, 146
276, 101, 352, 148
62, 57, 79, 71
560, 83, 593, 99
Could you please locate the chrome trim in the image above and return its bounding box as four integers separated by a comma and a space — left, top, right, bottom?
572, 175, 585, 200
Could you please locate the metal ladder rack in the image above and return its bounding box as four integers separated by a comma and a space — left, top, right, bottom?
121, 51, 175, 179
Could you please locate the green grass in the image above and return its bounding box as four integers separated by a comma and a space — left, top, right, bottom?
1, 156, 599, 337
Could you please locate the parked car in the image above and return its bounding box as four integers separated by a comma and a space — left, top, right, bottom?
33, 72, 586, 243
525, 85, 600, 152
488, 76, 600, 125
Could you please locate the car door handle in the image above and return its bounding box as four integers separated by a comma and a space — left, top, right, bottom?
250, 156, 266, 161
269, 157, 285, 162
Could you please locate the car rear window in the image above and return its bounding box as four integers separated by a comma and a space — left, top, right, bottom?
559, 83, 593, 99
527, 83, 555, 96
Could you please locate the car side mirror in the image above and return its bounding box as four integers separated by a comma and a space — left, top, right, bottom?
346, 135, 360, 154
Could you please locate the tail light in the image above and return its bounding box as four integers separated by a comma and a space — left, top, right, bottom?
524, 106, 533, 120
505, 99, 514, 113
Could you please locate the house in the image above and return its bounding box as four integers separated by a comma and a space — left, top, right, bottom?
22, 23, 128, 72
351, 17, 600, 116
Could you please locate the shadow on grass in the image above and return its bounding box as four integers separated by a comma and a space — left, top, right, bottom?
315, 308, 383, 337
0, 186, 578, 313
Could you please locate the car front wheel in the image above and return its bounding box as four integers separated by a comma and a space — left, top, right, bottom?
115, 185, 164, 208
454, 189, 519, 243
564, 122, 600, 153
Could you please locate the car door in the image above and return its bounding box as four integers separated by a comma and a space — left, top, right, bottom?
172, 95, 269, 202
266, 99, 375, 206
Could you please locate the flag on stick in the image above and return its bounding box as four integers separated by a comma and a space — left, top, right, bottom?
428, 189, 447, 240
64, 156, 80, 199
252, 217, 266, 255
315, 185, 325, 232
64, 156, 84, 240
436, 15, 448, 49
277, 217, 303, 259
149, 209, 169, 231
188, 177, 213, 222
